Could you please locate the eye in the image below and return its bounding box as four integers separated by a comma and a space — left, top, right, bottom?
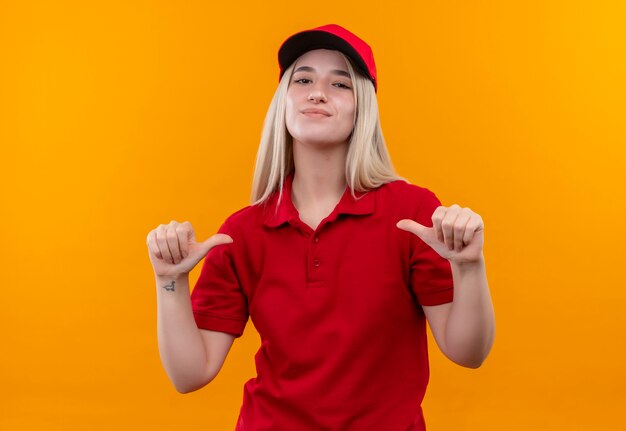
333, 82, 352, 89
294, 78, 312, 84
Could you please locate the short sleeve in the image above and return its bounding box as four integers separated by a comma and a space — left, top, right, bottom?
190, 218, 249, 338
409, 189, 454, 306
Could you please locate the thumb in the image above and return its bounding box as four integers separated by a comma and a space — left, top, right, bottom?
198, 233, 233, 256
396, 219, 428, 240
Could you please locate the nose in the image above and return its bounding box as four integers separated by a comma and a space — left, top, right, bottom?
308, 84, 327, 103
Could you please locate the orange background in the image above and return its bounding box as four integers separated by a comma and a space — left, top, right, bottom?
1, 1, 625, 430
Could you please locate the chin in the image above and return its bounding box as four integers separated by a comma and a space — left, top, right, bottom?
293, 136, 350, 148
290, 128, 352, 148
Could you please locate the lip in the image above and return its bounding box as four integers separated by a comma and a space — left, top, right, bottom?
301, 108, 331, 117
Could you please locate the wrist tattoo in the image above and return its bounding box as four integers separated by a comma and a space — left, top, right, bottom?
162, 281, 175, 292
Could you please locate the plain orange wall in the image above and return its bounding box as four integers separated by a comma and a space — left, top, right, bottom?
1, 1, 625, 430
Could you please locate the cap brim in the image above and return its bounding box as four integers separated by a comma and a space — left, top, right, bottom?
278, 30, 373, 82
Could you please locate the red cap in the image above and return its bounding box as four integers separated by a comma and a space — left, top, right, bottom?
278, 24, 378, 92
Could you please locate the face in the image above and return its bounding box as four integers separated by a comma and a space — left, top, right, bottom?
285, 49, 356, 148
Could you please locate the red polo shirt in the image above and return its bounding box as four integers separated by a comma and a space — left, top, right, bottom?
191, 172, 453, 431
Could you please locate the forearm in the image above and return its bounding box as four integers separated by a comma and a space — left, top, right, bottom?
156, 274, 211, 392
445, 256, 495, 368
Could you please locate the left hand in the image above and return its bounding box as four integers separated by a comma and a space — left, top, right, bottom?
396, 204, 484, 265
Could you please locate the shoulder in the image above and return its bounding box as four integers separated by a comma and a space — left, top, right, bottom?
374, 179, 445, 226
220, 204, 259, 230
211, 205, 258, 249
376, 178, 441, 209
218, 200, 275, 235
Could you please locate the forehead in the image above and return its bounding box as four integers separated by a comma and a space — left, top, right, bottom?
293, 49, 349, 71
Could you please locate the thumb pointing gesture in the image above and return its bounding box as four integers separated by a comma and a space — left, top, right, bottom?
147, 220, 233, 278
195, 234, 234, 262
396, 204, 484, 264
396, 219, 442, 251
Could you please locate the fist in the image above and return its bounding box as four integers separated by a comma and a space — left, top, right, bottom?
146, 220, 233, 278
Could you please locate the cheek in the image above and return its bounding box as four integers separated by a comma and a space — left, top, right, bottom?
348, 104, 356, 123
340, 99, 356, 127
285, 97, 297, 131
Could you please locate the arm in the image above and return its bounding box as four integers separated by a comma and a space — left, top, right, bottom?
422, 257, 495, 368
398, 204, 495, 368
156, 273, 235, 393
148, 221, 236, 393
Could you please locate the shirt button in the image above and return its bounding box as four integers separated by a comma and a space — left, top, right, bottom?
313, 236, 319, 243
313, 259, 320, 267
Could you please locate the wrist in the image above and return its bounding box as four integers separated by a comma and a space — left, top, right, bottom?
155, 272, 189, 293
450, 254, 485, 272
154, 271, 189, 283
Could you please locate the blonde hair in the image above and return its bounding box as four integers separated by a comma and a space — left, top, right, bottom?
250, 51, 402, 206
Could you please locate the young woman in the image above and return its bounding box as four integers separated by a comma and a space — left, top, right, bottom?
146, 24, 495, 431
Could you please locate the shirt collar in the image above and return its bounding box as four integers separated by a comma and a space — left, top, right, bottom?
263, 172, 376, 228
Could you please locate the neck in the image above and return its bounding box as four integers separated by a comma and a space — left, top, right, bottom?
290, 139, 348, 207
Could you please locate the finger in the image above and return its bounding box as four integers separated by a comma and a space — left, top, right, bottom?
440, 205, 461, 250
396, 219, 427, 239
463, 215, 484, 246
176, 222, 192, 259
431, 206, 447, 243
155, 224, 173, 264
184, 221, 196, 242
198, 233, 233, 256
166, 221, 183, 264
453, 209, 472, 252
146, 230, 162, 259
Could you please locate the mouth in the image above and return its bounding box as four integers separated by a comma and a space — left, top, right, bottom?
301, 109, 331, 117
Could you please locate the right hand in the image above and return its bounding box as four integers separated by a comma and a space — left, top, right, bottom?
146, 220, 233, 278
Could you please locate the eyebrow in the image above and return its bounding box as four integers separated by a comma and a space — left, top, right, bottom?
293, 66, 351, 79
